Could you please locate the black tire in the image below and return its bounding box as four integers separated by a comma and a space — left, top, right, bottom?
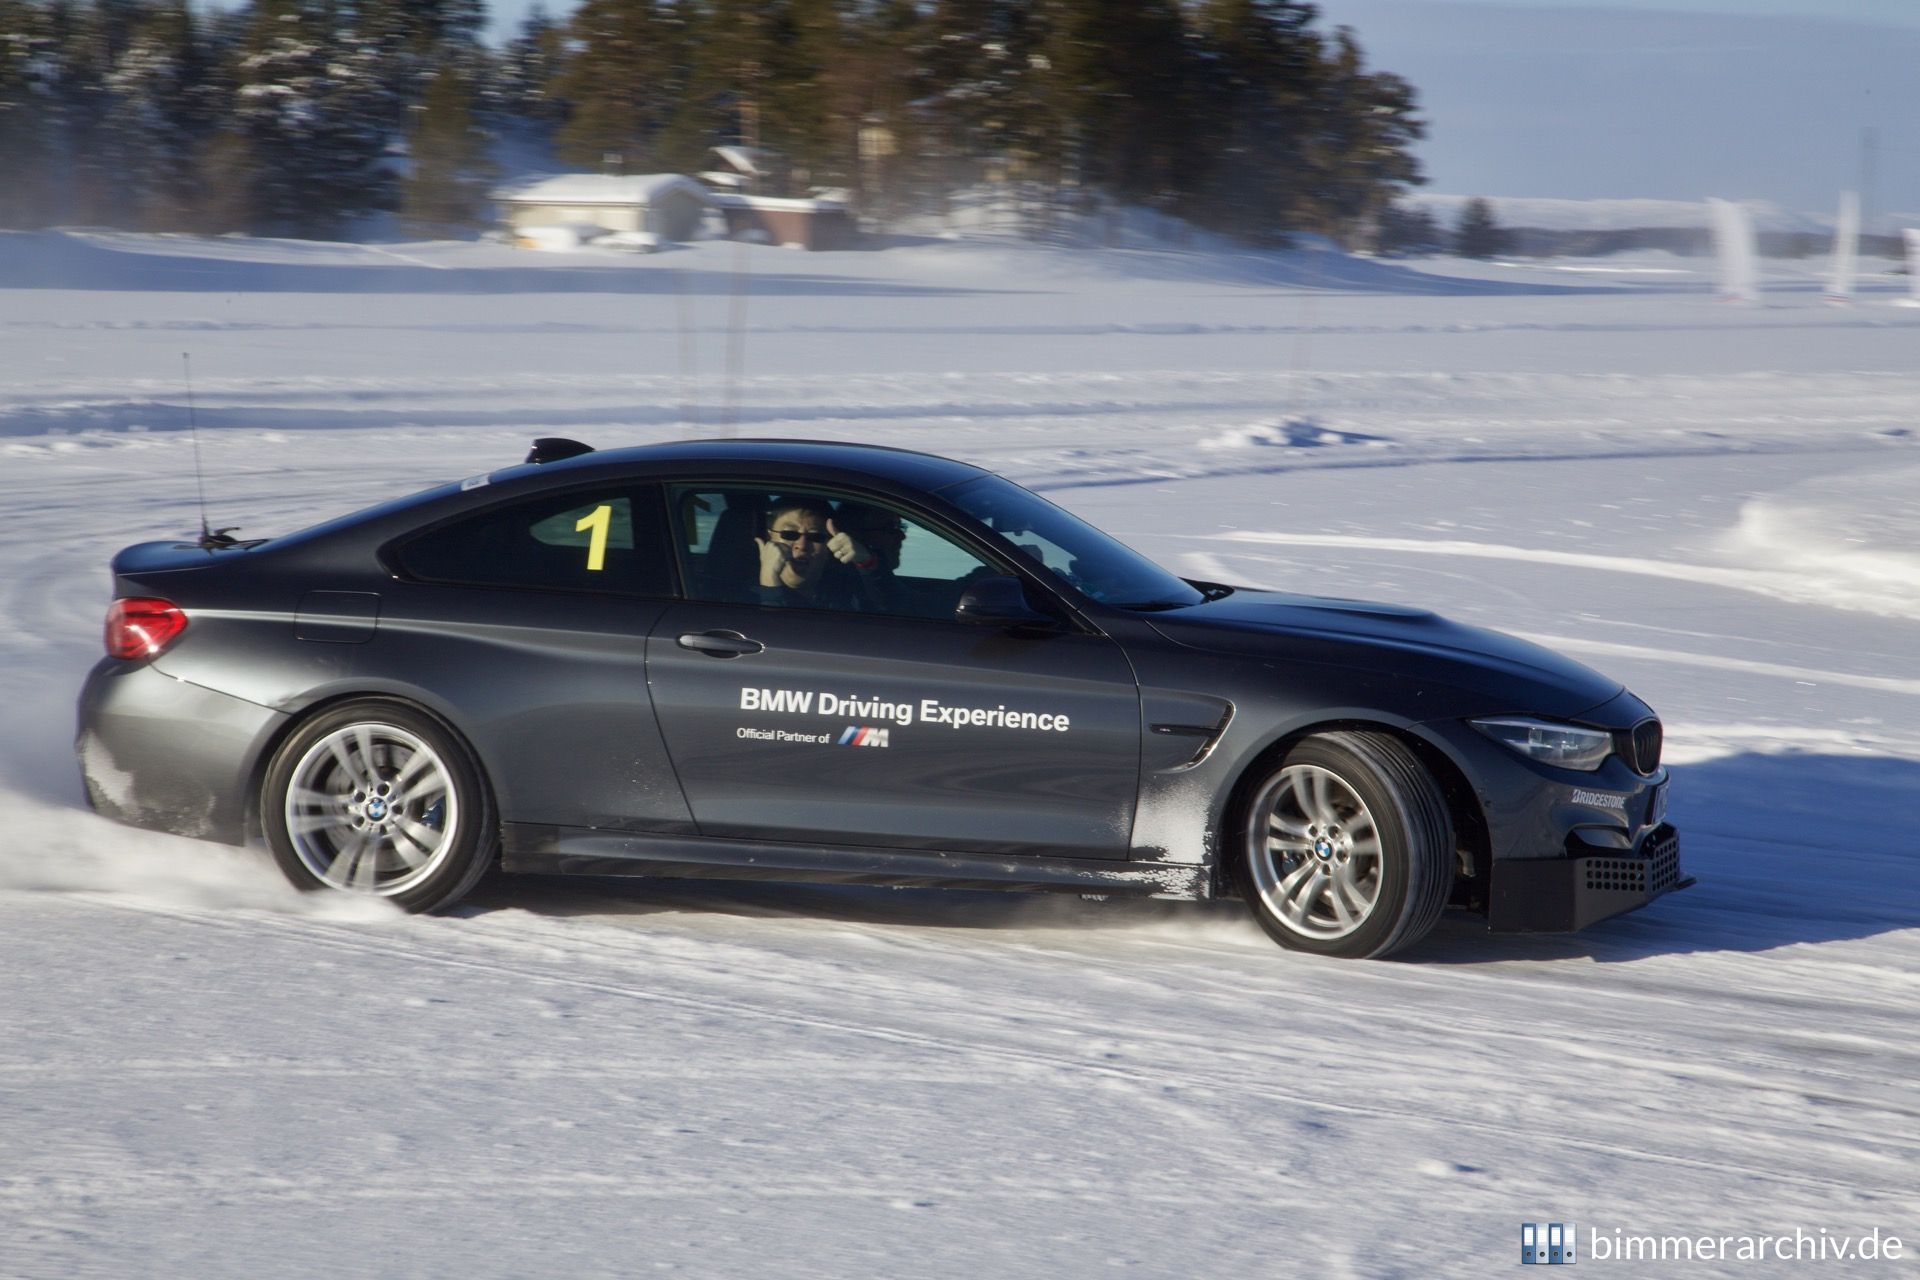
262, 699, 497, 913
1237, 731, 1453, 959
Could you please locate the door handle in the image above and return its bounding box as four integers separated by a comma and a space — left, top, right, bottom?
677, 630, 765, 658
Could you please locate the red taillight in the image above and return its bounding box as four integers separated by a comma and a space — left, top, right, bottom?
105, 597, 188, 660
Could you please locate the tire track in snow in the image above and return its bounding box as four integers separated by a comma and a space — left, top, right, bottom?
58, 892, 1920, 1204
0, 1166, 1251, 1213
1205, 531, 1920, 629
0, 1055, 1034, 1086
1526, 635, 1920, 697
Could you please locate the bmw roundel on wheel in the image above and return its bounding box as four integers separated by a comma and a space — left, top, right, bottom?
75, 438, 1690, 957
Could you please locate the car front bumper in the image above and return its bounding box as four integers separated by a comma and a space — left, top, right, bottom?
1487, 823, 1691, 932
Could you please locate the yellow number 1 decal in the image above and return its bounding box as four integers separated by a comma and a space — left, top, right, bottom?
575, 504, 611, 572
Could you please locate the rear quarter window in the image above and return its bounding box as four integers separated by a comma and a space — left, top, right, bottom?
393, 486, 674, 596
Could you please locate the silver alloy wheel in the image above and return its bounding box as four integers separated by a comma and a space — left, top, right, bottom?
1247, 764, 1384, 940
283, 722, 458, 896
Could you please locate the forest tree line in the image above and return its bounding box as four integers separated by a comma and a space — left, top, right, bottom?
0, 0, 1427, 245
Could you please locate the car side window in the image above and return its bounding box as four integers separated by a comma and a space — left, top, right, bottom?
672, 485, 995, 620
395, 487, 673, 596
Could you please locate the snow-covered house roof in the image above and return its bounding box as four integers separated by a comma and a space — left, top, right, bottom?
493, 174, 713, 208
707, 192, 848, 212
709, 146, 770, 179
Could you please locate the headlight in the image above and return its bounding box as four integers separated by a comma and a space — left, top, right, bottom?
1470, 717, 1613, 771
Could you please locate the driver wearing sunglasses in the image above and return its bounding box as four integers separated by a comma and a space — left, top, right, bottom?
754, 497, 891, 610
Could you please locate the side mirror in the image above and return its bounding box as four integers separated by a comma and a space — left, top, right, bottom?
955, 575, 1058, 628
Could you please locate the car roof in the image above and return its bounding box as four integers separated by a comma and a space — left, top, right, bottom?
524, 438, 989, 492
267, 439, 993, 555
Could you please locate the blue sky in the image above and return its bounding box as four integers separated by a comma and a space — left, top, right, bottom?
1397, 0, 1918, 23
1319, 0, 1920, 217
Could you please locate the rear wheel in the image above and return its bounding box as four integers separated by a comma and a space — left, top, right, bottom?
1239, 731, 1453, 959
263, 700, 496, 913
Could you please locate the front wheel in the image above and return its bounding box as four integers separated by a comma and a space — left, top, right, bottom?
1238, 731, 1454, 959
262, 699, 497, 913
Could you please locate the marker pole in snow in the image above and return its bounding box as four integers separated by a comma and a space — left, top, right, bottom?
1901, 229, 1920, 308
721, 234, 751, 436
674, 265, 699, 431
1707, 198, 1760, 305
1825, 190, 1859, 305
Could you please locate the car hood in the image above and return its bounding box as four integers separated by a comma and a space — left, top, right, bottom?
1145, 589, 1622, 719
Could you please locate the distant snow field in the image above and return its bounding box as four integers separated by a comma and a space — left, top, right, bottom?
2, 229, 1916, 1279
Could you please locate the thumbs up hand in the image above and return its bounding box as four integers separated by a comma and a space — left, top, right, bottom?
826, 518, 869, 566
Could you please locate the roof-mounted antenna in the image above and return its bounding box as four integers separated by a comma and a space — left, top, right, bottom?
182, 353, 238, 550
526, 437, 596, 464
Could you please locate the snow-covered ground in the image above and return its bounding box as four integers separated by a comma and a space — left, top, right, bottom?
2, 230, 1917, 1278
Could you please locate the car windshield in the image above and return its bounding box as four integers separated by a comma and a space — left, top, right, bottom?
943, 475, 1206, 610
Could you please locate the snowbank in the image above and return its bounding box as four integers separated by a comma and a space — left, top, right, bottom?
1408, 194, 1826, 234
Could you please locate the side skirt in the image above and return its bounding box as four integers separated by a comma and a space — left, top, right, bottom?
501, 824, 1211, 900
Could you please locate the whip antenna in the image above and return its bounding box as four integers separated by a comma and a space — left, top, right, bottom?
182, 353, 237, 549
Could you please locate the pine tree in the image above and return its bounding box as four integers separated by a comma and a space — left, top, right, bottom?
689, 0, 782, 171
912, 0, 1062, 199
1294, 28, 1423, 247
211, 0, 394, 238
1375, 201, 1442, 255
309, 11, 408, 226
1044, 0, 1190, 206
553, 0, 686, 174
352, 0, 488, 127
400, 63, 495, 235
31, 0, 100, 222
670, 0, 846, 185
1186, 0, 1324, 242
834, 0, 924, 217
500, 5, 569, 142
61, 0, 134, 221
1454, 196, 1509, 259
0, 0, 58, 227
760, 0, 853, 188
99, 0, 216, 230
